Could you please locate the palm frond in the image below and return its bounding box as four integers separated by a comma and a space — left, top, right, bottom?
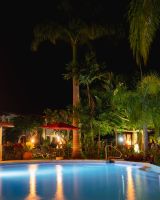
138, 73, 160, 95
128, 0, 160, 65
31, 22, 61, 51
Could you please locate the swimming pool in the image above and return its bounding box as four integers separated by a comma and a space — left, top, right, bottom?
0, 161, 159, 200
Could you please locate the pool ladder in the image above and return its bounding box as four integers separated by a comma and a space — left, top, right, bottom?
105, 145, 123, 160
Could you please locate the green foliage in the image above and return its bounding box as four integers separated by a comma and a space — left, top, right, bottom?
42, 138, 50, 147
138, 73, 160, 95
24, 142, 34, 151
112, 73, 160, 131
12, 115, 43, 132
44, 107, 72, 124
79, 67, 127, 140
128, 0, 160, 66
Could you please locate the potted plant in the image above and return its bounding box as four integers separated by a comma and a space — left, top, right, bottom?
23, 142, 33, 160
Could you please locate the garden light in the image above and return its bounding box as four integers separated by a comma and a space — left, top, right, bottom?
56, 135, 61, 142
118, 136, 124, 143
31, 138, 35, 144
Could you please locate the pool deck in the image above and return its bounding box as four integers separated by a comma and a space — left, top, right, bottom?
0, 159, 160, 173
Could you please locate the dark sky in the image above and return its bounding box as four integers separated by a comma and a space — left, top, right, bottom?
0, 1, 159, 115
0, 1, 72, 115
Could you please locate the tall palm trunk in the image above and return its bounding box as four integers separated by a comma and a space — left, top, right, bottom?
72, 43, 82, 158
143, 124, 148, 157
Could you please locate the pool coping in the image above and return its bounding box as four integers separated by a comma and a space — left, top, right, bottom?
0, 159, 160, 173
0, 159, 108, 165
111, 160, 160, 173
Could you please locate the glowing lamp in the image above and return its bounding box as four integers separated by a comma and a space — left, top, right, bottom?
31, 138, 35, 144
56, 135, 61, 142
118, 136, 124, 143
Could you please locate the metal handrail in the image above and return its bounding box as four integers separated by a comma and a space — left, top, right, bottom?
105, 145, 123, 160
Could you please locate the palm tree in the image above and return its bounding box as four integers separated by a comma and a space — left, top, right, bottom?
32, 20, 109, 158
79, 66, 125, 158
79, 52, 121, 145
113, 73, 160, 155
128, 0, 160, 70
78, 52, 108, 145
138, 74, 160, 152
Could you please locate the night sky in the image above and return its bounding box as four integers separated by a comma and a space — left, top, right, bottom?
0, 1, 160, 115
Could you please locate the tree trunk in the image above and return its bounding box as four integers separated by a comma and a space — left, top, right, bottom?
72, 43, 82, 158
143, 124, 148, 157
72, 77, 81, 158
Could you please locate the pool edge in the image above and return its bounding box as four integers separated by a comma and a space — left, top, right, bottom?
0, 159, 160, 173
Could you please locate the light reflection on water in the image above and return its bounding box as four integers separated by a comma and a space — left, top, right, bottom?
0, 163, 159, 200
54, 165, 66, 200
25, 164, 41, 200
126, 167, 135, 200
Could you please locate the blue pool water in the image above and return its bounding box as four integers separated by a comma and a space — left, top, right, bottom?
0, 162, 159, 200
